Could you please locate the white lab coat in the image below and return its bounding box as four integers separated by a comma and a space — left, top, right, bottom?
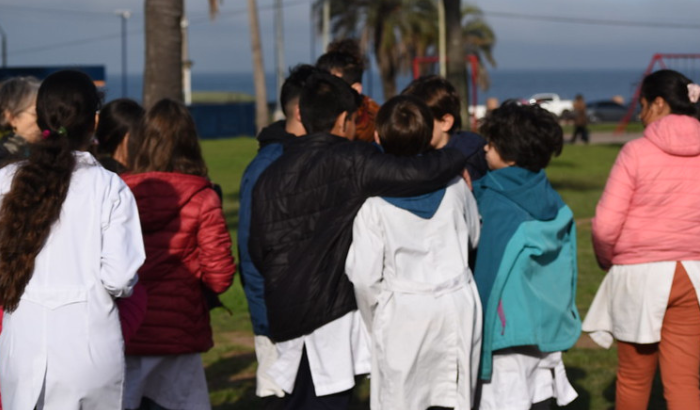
0, 152, 145, 410
345, 178, 482, 410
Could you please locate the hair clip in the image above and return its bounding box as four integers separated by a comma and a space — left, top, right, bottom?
688, 83, 700, 104
57, 127, 67, 136
41, 130, 51, 140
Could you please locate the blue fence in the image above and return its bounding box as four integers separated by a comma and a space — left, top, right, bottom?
189, 102, 256, 139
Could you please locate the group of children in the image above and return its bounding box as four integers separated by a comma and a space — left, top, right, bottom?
0, 70, 236, 410
240, 39, 581, 410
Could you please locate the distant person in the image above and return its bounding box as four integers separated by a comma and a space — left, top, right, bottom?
486, 97, 500, 115
95, 98, 145, 174
346, 95, 482, 409
0, 76, 41, 162
0, 70, 145, 410
402, 75, 489, 181
317, 38, 380, 143
238, 63, 319, 406
570, 94, 589, 143
474, 101, 579, 410
249, 72, 467, 409
583, 69, 700, 410
122, 99, 236, 410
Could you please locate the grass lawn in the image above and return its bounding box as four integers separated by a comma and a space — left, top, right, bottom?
199, 137, 663, 409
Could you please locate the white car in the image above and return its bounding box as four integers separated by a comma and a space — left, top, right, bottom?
528, 93, 574, 119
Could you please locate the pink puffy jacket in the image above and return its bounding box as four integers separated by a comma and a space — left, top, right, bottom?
593, 114, 700, 270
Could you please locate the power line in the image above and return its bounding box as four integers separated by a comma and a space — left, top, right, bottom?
0, 3, 118, 18
481, 9, 700, 30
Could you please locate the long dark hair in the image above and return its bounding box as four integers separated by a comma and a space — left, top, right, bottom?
129, 98, 207, 177
0, 70, 100, 312
641, 69, 698, 117
95, 98, 144, 157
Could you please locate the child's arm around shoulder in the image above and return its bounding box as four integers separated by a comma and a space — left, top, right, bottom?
345, 198, 385, 332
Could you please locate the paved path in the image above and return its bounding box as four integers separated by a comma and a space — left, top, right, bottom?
571, 131, 642, 145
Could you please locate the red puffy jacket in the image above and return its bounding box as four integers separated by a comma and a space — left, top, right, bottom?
122, 172, 235, 355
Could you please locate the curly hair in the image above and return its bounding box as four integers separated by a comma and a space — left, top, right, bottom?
0, 70, 100, 312
479, 100, 563, 172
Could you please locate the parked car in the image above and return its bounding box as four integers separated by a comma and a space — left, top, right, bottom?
527, 93, 574, 119
586, 100, 636, 123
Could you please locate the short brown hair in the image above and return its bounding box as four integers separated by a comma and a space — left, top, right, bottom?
375, 95, 433, 157
129, 98, 207, 177
401, 75, 462, 132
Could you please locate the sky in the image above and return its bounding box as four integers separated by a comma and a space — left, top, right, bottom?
2, 0, 700, 79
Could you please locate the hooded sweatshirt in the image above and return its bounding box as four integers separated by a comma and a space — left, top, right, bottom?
122, 172, 235, 355
473, 167, 580, 380
593, 114, 700, 270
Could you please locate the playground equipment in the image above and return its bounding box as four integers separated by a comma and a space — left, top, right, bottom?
616, 53, 700, 133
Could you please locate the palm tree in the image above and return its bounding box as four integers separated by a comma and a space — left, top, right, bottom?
143, 0, 184, 108
444, 0, 467, 121
323, 0, 437, 100
461, 4, 496, 91
247, 0, 270, 132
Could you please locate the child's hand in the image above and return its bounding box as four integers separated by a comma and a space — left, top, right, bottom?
462, 169, 473, 190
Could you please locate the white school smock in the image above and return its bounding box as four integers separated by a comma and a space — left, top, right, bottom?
0, 152, 146, 410
345, 178, 483, 410
269, 310, 372, 396
582, 260, 700, 348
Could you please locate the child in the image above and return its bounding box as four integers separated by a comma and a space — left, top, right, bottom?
122, 99, 236, 410
0, 70, 145, 409
0, 76, 41, 162
583, 70, 700, 409
95, 98, 145, 174
345, 95, 482, 410
473, 101, 580, 410
401, 75, 489, 180
317, 38, 380, 143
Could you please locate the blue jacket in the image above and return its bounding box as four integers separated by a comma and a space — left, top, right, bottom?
444, 131, 488, 181
473, 167, 581, 380
238, 121, 293, 336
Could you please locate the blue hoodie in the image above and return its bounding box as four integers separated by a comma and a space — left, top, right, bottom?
473, 167, 581, 380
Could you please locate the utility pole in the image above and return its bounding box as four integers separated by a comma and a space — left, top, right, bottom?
322, 0, 330, 51
0, 25, 6, 68
273, 0, 285, 120
181, 14, 193, 106
437, 0, 446, 77
115, 10, 131, 98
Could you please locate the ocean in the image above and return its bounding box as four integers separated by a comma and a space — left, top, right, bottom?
104, 68, 681, 106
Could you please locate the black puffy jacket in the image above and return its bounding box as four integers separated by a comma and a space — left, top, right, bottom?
249, 132, 466, 342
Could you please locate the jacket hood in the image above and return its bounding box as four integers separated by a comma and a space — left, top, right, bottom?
382, 188, 446, 219
122, 172, 212, 232
257, 120, 297, 149
477, 167, 560, 221
645, 114, 700, 156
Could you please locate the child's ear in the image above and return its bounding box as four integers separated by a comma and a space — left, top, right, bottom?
373, 130, 381, 145
332, 111, 349, 137
351, 82, 363, 95
440, 114, 455, 132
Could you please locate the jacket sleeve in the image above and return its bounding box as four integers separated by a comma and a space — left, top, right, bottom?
116, 281, 147, 343
197, 188, 236, 294
345, 200, 384, 333
356, 145, 466, 198
592, 143, 637, 270
101, 177, 145, 298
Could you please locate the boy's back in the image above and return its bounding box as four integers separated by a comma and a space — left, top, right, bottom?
346, 178, 482, 410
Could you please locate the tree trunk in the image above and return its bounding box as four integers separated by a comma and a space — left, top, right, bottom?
143, 0, 184, 108
247, 0, 269, 133
443, 0, 469, 130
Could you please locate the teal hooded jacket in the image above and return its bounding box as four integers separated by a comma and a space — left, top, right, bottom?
473, 166, 581, 380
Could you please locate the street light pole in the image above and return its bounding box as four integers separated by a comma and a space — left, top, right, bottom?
0, 25, 7, 68
115, 10, 131, 98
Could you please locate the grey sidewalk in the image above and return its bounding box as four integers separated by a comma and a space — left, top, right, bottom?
570, 131, 642, 145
